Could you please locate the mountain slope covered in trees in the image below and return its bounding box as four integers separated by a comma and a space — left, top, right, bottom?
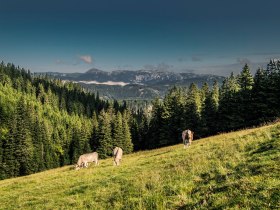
1, 59, 280, 180
0, 62, 133, 180
0, 122, 279, 209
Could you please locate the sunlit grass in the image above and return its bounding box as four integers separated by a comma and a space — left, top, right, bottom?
0, 123, 279, 209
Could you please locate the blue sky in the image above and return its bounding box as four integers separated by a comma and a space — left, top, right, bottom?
0, 0, 280, 76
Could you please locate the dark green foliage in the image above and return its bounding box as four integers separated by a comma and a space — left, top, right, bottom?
0, 62, 131, 179
147, 61, 280, 147
14, 99, 34, 176
163, 86, 186, 145
146, 98, 166, 149
218, 73, 243, 131
1, 59, 280, 180
201, 81, 219, 136
97, 110, 113, 158
122, 111, 133, 153
112, 111, 124, 149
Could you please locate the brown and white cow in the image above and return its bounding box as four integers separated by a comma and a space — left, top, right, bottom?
75, 152, 99, 170
182, 129, 194, 148
113, 147, 123, 166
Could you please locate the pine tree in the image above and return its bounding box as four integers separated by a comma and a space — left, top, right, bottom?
238, 64, 254, 91
201, 82, 219, 136
265, 59, 280, 120
237, 64, 254, 127
122, 113, 133, 153
2, 114, 20, 177
138, 113, 149, 150
14, 99, 34, 176
162, 86, 186, 145
90, 112, 99, 151
251, 68, 269, 124
32, 117, 46, 172
112, 111, 124, 149
218, 73, 242, 131
184, 83, 202, 137
200, 82, 210, 104
147, 98, 165, 149
97, 110, 113, 158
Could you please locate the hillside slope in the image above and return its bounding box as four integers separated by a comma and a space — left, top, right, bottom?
0, 123, 279, 209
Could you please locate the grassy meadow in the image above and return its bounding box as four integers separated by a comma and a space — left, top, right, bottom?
0, 123, 279, 209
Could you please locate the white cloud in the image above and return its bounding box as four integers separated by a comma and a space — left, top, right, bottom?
79, 55, 92, 64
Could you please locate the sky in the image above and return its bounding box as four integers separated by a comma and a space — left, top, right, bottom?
0, 0, 280, 76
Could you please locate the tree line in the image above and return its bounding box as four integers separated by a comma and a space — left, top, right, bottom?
138, 59, 280, 149
1, 59, 280, 179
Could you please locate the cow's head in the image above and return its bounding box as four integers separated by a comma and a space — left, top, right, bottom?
74, 164, 80, 170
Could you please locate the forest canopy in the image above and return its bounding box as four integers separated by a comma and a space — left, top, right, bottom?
0, 59, 280, 179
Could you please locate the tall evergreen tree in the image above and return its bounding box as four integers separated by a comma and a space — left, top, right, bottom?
218, 73, 242, 131
14, 99, 34, 176
122, 113, 133, 153
201, 82, 219, 136
147, 98, 165, 149
112, 111, 124, 148
90, 112, 99, 151
251, 68, 270, 124
184, 83, 202, 137
237, 64, 254, 126
97, 110, 113, 158
162, 86, 186, 145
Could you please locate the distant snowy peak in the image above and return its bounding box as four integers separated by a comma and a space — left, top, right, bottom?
36, 68, 224, 86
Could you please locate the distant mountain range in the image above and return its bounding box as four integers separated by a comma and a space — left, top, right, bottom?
35, 68, 225, 100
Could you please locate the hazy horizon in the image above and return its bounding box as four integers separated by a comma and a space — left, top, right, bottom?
1, 0, 280, 76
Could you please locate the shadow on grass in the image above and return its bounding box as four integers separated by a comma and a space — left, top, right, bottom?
65, 185, 89, 195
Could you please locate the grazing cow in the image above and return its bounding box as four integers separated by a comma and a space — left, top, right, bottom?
182, 129, 194, 148
113, 147, 123, 166
75, 152, 98, 170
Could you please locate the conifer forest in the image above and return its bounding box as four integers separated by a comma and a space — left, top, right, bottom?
0, 59, 280, 179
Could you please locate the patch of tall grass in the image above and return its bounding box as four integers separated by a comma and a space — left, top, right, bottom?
0, 123, 279, 209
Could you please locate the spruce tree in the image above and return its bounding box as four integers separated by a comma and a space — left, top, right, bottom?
201, 82, 219, 136
238, 64, 254, 91
251, 68, 269, 124
218, 73, 242, 131
147, 98, 165, 149
237, 64, 254, 126
122, 114, 133, 153
90, 112, 99, 151
14, 99, 34, 176
162, 86, 185, 145
97, 110, 113, 158
184, 83, 201, 137
112, 111, 124, 149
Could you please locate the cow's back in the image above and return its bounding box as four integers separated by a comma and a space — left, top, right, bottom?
116, 148, 123, 160
84, 152, 98, 162
113, 147, 123, 160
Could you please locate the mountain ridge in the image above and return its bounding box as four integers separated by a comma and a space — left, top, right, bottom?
35, 69, 225, 99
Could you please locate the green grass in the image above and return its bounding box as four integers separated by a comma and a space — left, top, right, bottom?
0, 123, 280, 210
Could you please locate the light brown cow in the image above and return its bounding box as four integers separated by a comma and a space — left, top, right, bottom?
113, 147, 123, 166
182, 129, 194, 148
75, 152, 99, 170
